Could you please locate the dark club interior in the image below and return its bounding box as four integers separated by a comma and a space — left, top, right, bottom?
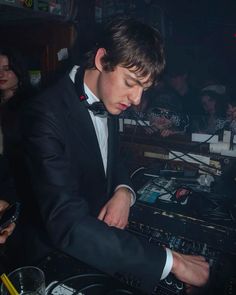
0, 1, 236, 295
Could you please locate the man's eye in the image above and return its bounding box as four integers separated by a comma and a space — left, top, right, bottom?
125, 81, 134, 88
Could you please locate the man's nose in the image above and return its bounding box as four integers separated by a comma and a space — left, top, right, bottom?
129, 87, 143, 106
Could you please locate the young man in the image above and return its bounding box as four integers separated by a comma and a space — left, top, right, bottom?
21, 18, 209, 294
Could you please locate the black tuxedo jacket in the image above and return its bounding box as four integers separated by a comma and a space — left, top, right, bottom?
21, 73, 166, 294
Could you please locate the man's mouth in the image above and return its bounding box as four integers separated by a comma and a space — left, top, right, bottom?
118, 103, 129, 111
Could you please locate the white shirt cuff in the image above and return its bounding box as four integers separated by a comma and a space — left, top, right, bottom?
160, 248, 173, 280
114, 185, 136, 206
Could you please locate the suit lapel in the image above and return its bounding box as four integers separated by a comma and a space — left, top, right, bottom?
65, 77, 106, 178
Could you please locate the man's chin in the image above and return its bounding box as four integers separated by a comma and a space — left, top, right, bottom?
107, 108, 122, 116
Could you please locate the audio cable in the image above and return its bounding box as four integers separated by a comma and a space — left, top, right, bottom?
126, 109, 221, 176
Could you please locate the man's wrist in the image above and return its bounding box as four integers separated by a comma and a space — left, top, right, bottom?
114, 185, 136, 206
171, 251, 182, 275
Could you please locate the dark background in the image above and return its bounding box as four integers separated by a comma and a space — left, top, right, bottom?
92, 0, 236, 93
0, 0, 235, 92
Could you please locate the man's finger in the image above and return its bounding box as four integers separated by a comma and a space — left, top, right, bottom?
97, 207, 106, 221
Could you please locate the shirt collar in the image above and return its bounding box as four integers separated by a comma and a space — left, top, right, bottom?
84, 84, 99, 105
69, 65, 99, 105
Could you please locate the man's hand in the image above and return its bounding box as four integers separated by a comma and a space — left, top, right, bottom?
0, 200, 16, 244
160, 129, 176, 137
98, 187, 131, 229
171, 251, 209, 288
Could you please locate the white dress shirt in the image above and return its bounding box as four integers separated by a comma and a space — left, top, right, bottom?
84, 83, 108, 174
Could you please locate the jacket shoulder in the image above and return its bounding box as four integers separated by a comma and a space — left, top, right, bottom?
23, 75, 76, 116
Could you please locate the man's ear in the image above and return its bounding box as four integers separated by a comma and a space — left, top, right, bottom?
95, 48, 106, 72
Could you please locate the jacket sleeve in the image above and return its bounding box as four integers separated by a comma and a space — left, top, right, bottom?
21, 102, 167, 294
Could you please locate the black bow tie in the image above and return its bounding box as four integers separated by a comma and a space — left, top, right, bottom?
86, 101, 109, 118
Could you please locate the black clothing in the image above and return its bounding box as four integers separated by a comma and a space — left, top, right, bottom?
21, 72, 167, 294
0, 154, 16, 204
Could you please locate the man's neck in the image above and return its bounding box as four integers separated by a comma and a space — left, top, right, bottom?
84, 69, 100, 100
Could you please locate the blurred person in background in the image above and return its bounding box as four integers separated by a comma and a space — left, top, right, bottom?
0, 48, 33, 158
197, 90, 227, 134
0, 48, 35, 214
147, 88, 189, 137
226, 98, 236, 134
166, 60, 201, 118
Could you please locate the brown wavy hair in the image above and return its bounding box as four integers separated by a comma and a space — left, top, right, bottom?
83, 17, 165, 86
